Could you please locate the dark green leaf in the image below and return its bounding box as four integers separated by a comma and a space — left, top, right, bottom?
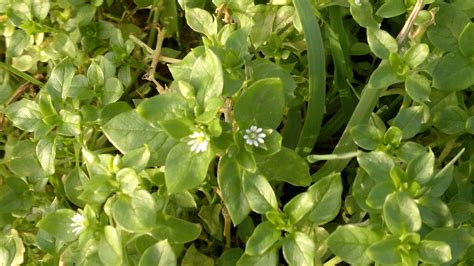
433, 105, 468, 135
424, 228, 473, 264
432, 51, 474, 91
366, 181, 396, 210
152, 215, 202, 244
182, 244, 214, 266
393, 106, 424, 139
405, 73, 431, 103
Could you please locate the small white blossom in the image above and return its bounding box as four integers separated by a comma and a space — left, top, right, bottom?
243, 126, 266, 147
187, 131, 209, 153
71, 213, 85, 235
355, 0, 362, 6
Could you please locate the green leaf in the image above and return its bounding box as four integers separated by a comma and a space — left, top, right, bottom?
102, 110, 176, 166
403, 43, 429, 69
283, 192, 314, 224
57, 109, 81, 136
350, 124, 383, 150
64, 167, 88, 208
235, 148, 257, 173
136, 94, 189, 124
185, 7, 217, 37
383, 192, 421, 235
98, 226, 123, 265
121, 145, 150, 172
282, 232, 315, 266
234, 78, 285, 129
407, 149, 434, 184
367, 237, 402, 264
424, 228, 473, 264
433, 105, 468, 135
138, 240, 177, 266
112, 190, 156, 233
326, 225, 380, 265
236, 248, 278, 266
368, 61, 402, 89
36, 137, 56, 175
459, 23, 474, 57
367, 27, 398, 60
366, 181, 396, 210
79, 175, 116, 204
116, 168, 140, 194
432, 51, 474, 91
182, 244, 214, 266
102, 77, 123, 105
405, 73, 431, 103
245, 221, 280, 256
164, 143, 213, 193
255, 147, 311, 186
307, 173, 343, 224
243, 172, 278, 214
250, 59, 297, 103
376, 0, 405, 18
152, 215, 202, 244
393, 106, 423, 139
87, 61, 105, 87
159, 118, 194, 140
37, 209, 78, 242
5, 99, 43, 132
217, 248, 244, 266
427, 2, 470, 52
417, 196, 453, 228
198, 203, 223, 241
349, 0, 379, 28
418, 240, 452, 264
357, 151, 394, 182
217, 156, 250, 225
6, 29, 29, 57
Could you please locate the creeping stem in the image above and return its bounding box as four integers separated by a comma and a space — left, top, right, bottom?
294, 0, 326, 156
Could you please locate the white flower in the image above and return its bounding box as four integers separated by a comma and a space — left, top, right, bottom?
243, 126, 266, 147
355, 0, 362, 6
71, 213, 85, 235
187, 131, 209, 153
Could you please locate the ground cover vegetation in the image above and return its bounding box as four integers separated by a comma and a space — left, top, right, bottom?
0, 0, 473, 264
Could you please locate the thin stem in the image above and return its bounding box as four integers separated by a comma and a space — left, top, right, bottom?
324, 256, 343, 266
396, 0, 424, 47
0, 61, 44, 87
143, 27, 167, 93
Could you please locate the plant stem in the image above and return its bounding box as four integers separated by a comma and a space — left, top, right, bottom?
0, 62, 44, 87
294, 0, 326, 156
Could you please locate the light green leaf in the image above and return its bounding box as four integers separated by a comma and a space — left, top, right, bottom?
403, 43, 429, 69
185, 7, 217, 37
326, 225, 379, 265
64, 167, 88, 208
98, 226, 123, 265
366, 181, 396, 210
376, 0, 405, 18
283, 192, 314, 224
136, 94, 189, 125
368, 61, 402, 89
367, 27, 398, 59
407, 149, 434, 184
121, 145, 150, 172
383, 192, 421, 235
4, 99, 42, 132
357, 151, 394, 182
112, 190, 156, 233
250, 59, 297, 103
138, 240, 177, 266
405, 73, 431, 103
367, 237, 402, 264
234, 78, 285, 129
393, 106, 423, 139
255, 147, 311, 186
459, 23, 474, 57
419, 240, 452, 264
307, 173, 342, 224
87, 61, 104, 87
102, 77, 123, 105
245, 221, 280, 256
152, 215, 202, 244
243, 172, 278, 214
424, 228, 473, 264
417, 196, 453, 228
282, 232, 315, 266
164, 143, 213, 193
350, 124, 383, 150
37, 209, 78, 242
36, 137, 56, 175
217, 156, 250, 225
6, 29, 29, 57
349, 0, 379, 28
44, 60, 75, 101
102, 110, 176, 166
